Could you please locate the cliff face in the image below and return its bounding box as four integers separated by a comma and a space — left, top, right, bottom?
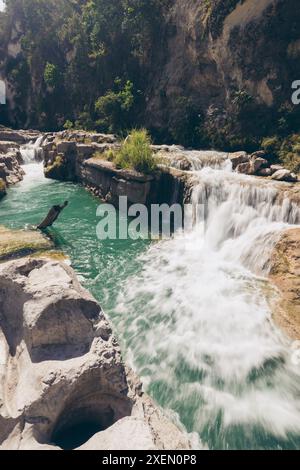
145, 0, 300, 146
0, 0, 300, 149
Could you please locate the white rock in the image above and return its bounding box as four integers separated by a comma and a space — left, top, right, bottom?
0, 257, 191, 450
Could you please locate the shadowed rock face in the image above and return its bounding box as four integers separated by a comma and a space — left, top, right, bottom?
1, 1, 300, 144
0, 257, 191, 450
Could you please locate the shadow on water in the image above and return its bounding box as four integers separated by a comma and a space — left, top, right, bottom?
43, 227, 73, 249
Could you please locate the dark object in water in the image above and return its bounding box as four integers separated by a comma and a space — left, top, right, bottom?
37, 201, 69, 230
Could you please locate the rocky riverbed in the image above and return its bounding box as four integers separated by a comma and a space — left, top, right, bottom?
0, 239, 192, 450
1, 127, 300, 450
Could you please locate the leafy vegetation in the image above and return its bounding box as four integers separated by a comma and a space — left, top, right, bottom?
44, 62, 60, 89
261, 135, 300, 173
0, 0, 300, 155
0, 0, 170, 131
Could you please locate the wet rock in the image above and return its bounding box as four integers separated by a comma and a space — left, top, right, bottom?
0, 151, 24, 186
270, 164, 284, 172
0, 178, 6, 199
251, 156, 268, 173
269, 228, 300, 339
251, 150, 268, 159
0, 141, 20, 153
0, 226, 53, 260
236, 161, 253, 175
271, 169, 298, 182
44, 154, 68, 181
257, 168, 273, 177
229, 151, 249, 170
0, 257, 191, 450
176, 157, 192, 171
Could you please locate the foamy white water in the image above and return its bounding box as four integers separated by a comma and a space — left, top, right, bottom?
6, 148, 300, 448
20, 135, 44, 164
114, 155, 300, 449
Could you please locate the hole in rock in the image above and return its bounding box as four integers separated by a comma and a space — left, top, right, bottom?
51, 406, 115, 450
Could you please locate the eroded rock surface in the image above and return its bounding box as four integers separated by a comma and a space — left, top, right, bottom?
269, 228, 300, 339
0, 257, 191, 450
0, 226, 53, 261
0, 150, 24, 187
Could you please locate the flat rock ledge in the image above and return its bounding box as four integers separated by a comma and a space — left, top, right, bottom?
269, 228, 300, 340
0, 257, 191, 450
0, 226, 53, 261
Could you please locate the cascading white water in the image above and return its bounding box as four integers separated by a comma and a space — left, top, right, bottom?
20, 135, 44, 164
168, 148, 230, 171
113, 154, 300, 449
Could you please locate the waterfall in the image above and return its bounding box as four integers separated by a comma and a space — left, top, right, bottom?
170, 149, 230, 171
113, 159, 300, 449
20, 135, 44, 164
190, 167, 300, 274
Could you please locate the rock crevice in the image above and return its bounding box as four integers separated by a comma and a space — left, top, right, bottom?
0, 257, 191, 450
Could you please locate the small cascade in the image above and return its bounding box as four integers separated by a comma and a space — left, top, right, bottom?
190, 168, 300, 273
169, 149, 230, 171
20, 135, 44, 164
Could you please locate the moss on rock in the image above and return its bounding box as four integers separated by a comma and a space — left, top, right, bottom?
0, 226, 53, 261
44, 155, 67, 180
0, 178, 6, 200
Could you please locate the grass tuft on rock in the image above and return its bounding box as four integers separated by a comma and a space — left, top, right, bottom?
101, 130, 157, 174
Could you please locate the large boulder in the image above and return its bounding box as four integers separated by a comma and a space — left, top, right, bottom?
229, 151, 249, 170
271, 169, 298, 182
269, 228, 300, 339
0, 257, 191, 450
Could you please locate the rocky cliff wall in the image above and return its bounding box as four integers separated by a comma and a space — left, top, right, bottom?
1, 0, 300, 149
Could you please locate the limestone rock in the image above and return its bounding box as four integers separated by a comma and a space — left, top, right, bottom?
0, 141, 20, 153
0, 128, 40, 144
270, 164, 284, 172
236, 161, 253, 175
0, 257, 191, 450
0, 226, 53, 260
0, 151, 24, 186
251, 157, 268, 173
229, 151, 249, 170
271, 169, 298, 182
257, 168, 272, 177
269, 228, 300, 340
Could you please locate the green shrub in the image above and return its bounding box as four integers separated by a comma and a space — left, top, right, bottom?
261, 135, 300, 173
95, 80, 135, 133
279, 135, 300, 173
63, 120, 74, 130
115, 129, 157, 173
261, 136, 281, 154
74, 108, 94, 131
44, 62, 60, 89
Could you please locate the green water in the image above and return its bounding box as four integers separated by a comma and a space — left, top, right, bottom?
1, 163, 300, 450
0, 164, 149, 308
